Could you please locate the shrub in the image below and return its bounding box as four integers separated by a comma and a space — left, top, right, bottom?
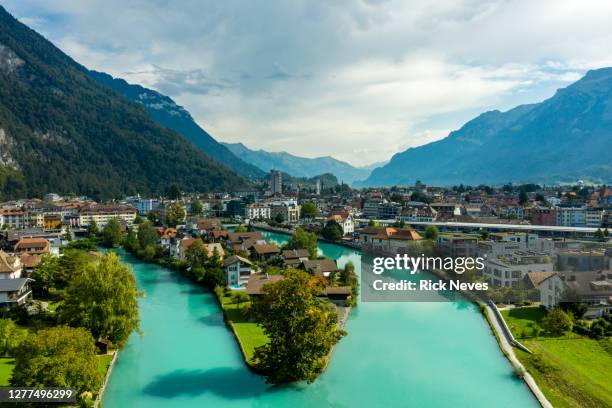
540, 308, 573, 337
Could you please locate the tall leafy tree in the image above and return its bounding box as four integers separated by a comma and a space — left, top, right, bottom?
59, 253, 140, 346
0, 319, 28, 356
165, 203, 186, 227
191, 199, 203, 215
301, 202, 319, 219
321, 219, 343, 241
30, 254, 59, 297
102, 218, 122, 247
123, 228, 140, 253
251, 270, 345, 384
185, 240, 208, 269
55, 249, 94, 290
11, 326, 100, 400
286, 228, 318, 259
137, 221, 158, 249
339, 261, 359, 307
86, 220, 99, 239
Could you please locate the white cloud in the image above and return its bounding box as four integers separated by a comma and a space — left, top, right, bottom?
4, 0, 612, 165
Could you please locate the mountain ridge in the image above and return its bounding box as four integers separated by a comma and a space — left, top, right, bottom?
88, 71, 266, 180
223, 142, 371, 184
0, 6, 248, 199
361, 68, 612, 187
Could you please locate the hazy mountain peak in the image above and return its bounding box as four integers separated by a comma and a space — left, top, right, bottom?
360, 69, 612, 187
223, 142, 371, 185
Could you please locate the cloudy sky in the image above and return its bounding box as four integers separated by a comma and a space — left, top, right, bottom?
4, 0, 612, 166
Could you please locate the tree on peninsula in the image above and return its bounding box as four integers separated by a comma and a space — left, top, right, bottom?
251, 269, 345, 384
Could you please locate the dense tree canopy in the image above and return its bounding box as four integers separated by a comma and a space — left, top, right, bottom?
321, 219, 343, 241
59, 253, 140, 345
251, 269, 345, 384
301, 202, 319, 219
191, 199, 203, 215
87, 220, 99, 239
137, 221, 158, 249
31, 250, 94, 294
0, 7, 248, 199
185, 239, 208, 269
30, 254, 59, 297
102, 218, 122, 247
286, 228, 318, 259
11, 326, 101, 398
0, 318, 28, 356
165, 203, 186, 227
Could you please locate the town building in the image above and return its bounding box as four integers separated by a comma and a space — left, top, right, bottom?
437, 235, 479, 258
245, 203, 271, 220
556, 205, 586, 227
399, 206, 437, 223
78, 205, 137, 228
302, 259, 337, 277
227, 231, 266, 251
523, 271, 564, 309
0, 278, 32, 308
251, 244, 280, 261
430, 203, 461, 219
270, 203, 300, 224
560, 271, 612, 318
528, 207, 557, 226
0, 251, 22, 279
483, 252, 553, 287
585, 208, 604, 227
281, 249, 310, 268
0, 208, 25, 229
270, 170, 282, 196
224, 255, 254, 287
13, 237, 50, 255
246, 273, 284, 296
358, 226, 423, 254
556, 249, 608, 272
327, 212, 354, 235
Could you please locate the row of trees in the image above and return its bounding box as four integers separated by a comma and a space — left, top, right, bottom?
5, 249, 141, 403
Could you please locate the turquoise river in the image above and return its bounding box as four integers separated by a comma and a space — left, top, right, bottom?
103, 229, 538, 407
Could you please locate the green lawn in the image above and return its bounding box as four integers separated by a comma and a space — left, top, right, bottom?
503, 307, 612, 408
218, 292, 268, 363
97, 354, 113, 378
0, 358, 14, 386
501, 306, 546, 338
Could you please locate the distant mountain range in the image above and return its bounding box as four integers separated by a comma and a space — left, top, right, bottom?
223, 142, 371, 185
89, 71, 265, 180
0, 6, 247, 199
361, 69, 612, 187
